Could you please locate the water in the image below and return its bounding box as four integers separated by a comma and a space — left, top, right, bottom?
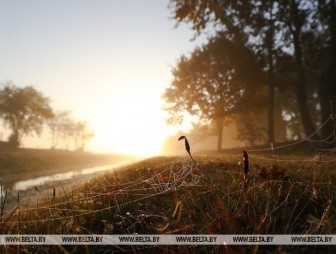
12, 161, 130, 191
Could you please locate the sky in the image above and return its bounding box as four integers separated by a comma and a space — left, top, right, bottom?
0, 0, 206, 156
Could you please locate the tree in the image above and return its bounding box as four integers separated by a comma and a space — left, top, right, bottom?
48, 111, 94, 151
72, 120, 94, 151
0, 83, 54, 147
163, 34, 263, 150
234, 110, 268, 147
77, 121, 94, 151
169, 0, 335, 143
47, 110, 75, 150
48, 110, 71, 149
169, 0, 281, 144
276, 0, 320, 139
249, 0, 283, 144
316, 0, 336, 141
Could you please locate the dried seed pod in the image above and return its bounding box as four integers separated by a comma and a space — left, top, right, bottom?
242, 150, 249, 175
178, 136, 191, 157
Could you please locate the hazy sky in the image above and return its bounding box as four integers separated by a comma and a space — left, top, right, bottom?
0, 0, 205, 155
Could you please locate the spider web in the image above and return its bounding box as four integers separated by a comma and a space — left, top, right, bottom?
1, 115, 336, 226
0, 154, 205, 225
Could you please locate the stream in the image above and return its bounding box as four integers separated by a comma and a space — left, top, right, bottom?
11, 160, 131, 192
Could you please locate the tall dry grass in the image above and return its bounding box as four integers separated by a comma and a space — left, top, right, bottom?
0, 154, 335, 253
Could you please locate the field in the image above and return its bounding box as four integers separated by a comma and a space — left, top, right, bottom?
1, 150, 336, 253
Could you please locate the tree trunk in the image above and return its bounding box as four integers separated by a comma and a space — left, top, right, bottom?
319, 92, 335, 143
268, 74, 275, 144
216, 119, 223, 151
267, 0, 275, 145
291, 1, 319, 139
295, 81, 318, 138
51, 127, 56, 149
9, 129, 20, 148
319, 0, 336, 144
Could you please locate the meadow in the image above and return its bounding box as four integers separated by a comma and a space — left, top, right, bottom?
0, 147, 335, 253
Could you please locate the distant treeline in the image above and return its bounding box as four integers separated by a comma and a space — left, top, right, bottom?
163, 0, 336, 151
0, 82, 94, 150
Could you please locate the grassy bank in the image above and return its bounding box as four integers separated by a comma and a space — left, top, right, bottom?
1, 153, 336, 253
0, 148, 136, 184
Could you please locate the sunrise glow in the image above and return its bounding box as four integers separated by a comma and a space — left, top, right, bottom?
86, 85, 176, 156
0, 0, 204, 156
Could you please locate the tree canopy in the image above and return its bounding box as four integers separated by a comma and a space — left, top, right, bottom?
0, 83, 94, 150
48, 110, 95, 151
165, 0, 336, 149
0, 83, 54, 147
163, 33, 265, 150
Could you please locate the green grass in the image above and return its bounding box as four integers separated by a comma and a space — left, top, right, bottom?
1, 153, 336, 253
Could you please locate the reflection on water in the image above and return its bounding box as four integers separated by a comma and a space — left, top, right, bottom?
12, 161, 130, 191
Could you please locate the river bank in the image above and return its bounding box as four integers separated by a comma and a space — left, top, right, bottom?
0, 148, 137, 187
0, 148, 138, 210
2, 160, 134, 211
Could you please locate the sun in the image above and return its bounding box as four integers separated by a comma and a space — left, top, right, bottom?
87, 85, 173, 157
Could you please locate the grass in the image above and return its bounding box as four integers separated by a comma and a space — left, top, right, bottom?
1, 152, 336, 253
0, 148, 135, 188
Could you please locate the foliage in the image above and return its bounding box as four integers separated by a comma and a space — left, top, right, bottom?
167, 0, 336, 146
234, 110, 268, 147
48, 110, 72, 149
0, 83, 54, 147
48, 110, 94, 151
163, 33, 264, 150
